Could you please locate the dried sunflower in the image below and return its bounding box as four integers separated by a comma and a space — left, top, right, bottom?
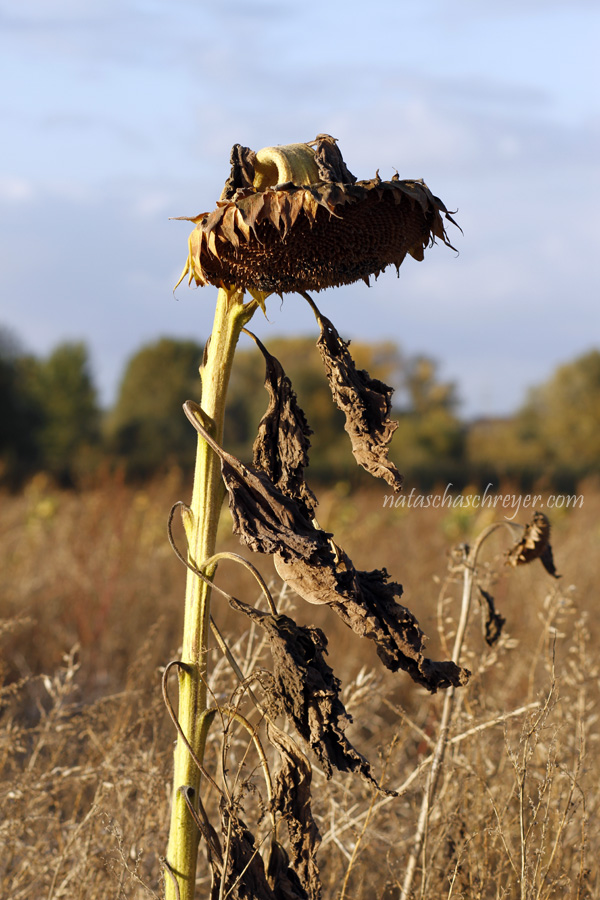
175, 134, 458, 296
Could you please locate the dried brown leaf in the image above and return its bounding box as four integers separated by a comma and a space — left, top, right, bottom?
505, 512, 560, 578
250, 332, 317, 513
228, 601, 391, 792
211, 801, 275, 900
184, 403, 330, 563
267, 842, 311, 900
315, 311, 403, 491
268, 725, 321, 900
275, 546, 468, 692
183, 405, 465, 693
477, 587, 506, 647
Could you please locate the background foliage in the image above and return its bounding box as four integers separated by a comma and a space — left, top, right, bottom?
1, 323, 599, 490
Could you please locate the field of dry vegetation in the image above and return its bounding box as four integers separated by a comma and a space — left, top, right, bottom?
1, 471, 598, 899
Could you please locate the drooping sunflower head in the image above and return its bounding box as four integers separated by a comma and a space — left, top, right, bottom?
175, 134, 458, 295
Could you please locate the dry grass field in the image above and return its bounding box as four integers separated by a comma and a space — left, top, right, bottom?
1, 471, 598, 899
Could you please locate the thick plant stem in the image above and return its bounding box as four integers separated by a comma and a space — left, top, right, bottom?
165, 287, 256, 900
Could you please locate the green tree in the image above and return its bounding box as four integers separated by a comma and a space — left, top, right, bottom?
392, 355, 465, 484
108, 337, 204, 477
517, 349, 600, 479
0, 327, 43, 483
21, 342, 100, 484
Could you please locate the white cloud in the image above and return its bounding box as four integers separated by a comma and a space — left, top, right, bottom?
0, 176, 35, 202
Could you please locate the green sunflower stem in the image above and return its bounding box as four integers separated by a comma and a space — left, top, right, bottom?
165, 286, 256, 900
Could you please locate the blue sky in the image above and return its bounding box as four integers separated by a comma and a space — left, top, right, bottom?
1, 0, 598, 417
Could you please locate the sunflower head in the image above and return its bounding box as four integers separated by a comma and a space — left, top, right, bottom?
175, 134, 458, 295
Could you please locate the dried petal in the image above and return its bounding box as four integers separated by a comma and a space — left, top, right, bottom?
220, 143, 258, 200
315, 311, 403, 491
308, 133, 357, 184
505, 512, 560, 578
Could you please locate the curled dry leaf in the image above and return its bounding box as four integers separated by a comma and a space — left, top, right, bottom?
477, 586, 506, 647
184, 402, 330, 562
184, 402, 466, 692
211, 800, 309, 900
314, 308, 403, 491
268, 725, 321, 900
307, 133, 357, 184
249, 331, 317, 513
207, 801, 267, 900
275, 546, 468, 692
175, 134, 458, 295
505, 512, 560, 578
267, 842, 311, 900
227, 597, 392, 793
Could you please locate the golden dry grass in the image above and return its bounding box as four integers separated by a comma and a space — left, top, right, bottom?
1, 472, 598, 899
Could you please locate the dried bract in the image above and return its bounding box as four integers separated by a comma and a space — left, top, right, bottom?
506, 512, 560, 578
176, 135, 458, 295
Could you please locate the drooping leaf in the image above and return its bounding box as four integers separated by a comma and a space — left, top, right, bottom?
308, 133, 357, 184
274, 546, 469, 692
249, 332, 317, 514
227, 598, 392, 793
315, 311, 403, 491
210, 801, 276, 900
477, 587, 506, 647
268, 725, 321, 900
183, 402, 331, 562
184, 402, 467, 692
267, 841, 311, 900
505, 512, 560, 578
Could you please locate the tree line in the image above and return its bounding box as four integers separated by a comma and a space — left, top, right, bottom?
1, 324, 598, 491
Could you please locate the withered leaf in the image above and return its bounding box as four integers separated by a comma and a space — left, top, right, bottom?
308, 133, 357, 185
250, 332, 317, 514
268, 725, 321, 900
220, 143, 258, 201
477, 587, 506, 647
201, 773, 309, 899
184, 405, 465, 693
228, 600, 392, 793
505, 512, 560, 578
275, 547, 468, 692
211, 801, 276, 900
315, 311, 403, 492
184, 403, 331, 562
267, 841, 311, 900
